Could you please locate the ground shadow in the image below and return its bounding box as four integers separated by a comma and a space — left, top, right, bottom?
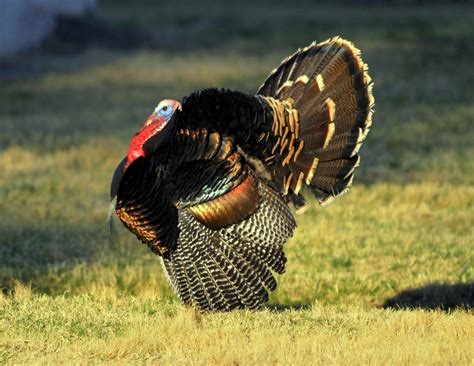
43, 15, 152, 53
382, 283, 473, 311
0, 216, 116, 295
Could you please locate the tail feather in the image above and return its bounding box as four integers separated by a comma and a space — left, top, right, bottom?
310, 174, 352, 196
258, 37, 374, 205
300, 123, 335, 151
307, 129, 365, 159
299, 98, 335, 136
314, 156, 360, 180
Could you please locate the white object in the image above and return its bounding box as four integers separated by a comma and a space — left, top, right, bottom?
0, 0, 96, 56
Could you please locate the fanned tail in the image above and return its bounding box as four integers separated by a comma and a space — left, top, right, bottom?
161, 182, 296, 311
258, 37, 374, 204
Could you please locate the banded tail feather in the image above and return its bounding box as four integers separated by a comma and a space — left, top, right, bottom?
110, 37, 374, 311
258, 36, 374, 204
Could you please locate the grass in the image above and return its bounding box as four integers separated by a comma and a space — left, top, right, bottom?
1, 290, 472, 364
1, 1, 473, 364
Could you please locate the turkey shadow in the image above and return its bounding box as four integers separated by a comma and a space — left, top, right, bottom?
382, 282, 473, 311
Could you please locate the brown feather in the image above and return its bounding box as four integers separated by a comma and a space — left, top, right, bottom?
189, 173, 260, 230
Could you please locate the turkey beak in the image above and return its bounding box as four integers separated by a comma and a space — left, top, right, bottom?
144, 113, 155, 126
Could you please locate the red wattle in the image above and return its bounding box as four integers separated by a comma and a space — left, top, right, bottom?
126, 117, 165, 167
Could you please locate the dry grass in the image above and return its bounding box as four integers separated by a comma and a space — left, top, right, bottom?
1, 285, 473, 365
0, 1, 473, 364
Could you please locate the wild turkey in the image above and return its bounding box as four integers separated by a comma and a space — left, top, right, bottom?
109, 37, 374, 311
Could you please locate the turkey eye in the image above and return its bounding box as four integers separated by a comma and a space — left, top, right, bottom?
154, 104, 173, 117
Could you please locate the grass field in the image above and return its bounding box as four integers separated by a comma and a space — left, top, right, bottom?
1, 1, 473, 364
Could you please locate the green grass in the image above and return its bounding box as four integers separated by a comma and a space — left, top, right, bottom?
1, 2, 473, 364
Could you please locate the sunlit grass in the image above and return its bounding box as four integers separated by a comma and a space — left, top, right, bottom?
1, 287, 472, 364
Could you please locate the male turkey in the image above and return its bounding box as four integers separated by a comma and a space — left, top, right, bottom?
110, 37, 374, 311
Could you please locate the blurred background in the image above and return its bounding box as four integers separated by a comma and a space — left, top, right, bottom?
0, 0, 472, 309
